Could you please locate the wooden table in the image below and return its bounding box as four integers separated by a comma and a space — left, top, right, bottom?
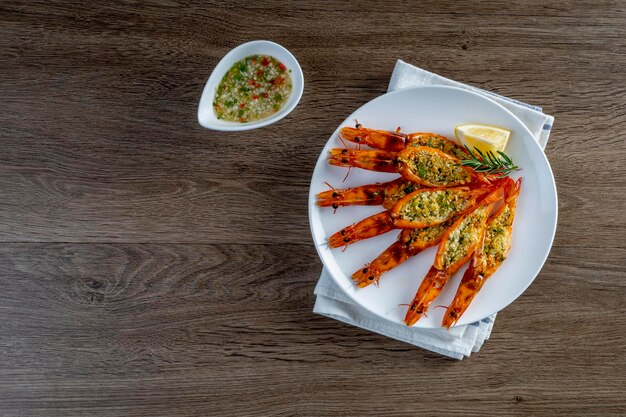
2, 1, 625, 415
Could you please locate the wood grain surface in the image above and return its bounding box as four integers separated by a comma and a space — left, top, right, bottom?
1, 0, 625, 415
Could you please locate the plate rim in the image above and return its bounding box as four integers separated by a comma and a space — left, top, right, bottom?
308, 84, 558, 328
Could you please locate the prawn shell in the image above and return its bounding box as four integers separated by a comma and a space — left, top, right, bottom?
339, 126, 407, 151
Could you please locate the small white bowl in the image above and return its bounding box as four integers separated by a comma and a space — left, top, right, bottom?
197, 40, 304, 131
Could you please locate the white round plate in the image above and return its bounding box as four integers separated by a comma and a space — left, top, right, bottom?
198, 40, 304, 131
308, 86, 557, 328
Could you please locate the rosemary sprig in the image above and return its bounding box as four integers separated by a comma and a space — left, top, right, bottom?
458, 145, 520, 177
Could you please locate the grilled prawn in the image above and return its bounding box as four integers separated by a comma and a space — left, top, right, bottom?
329, 146, 476, 187
316, 178, 421, 209
442, 178, 522, 328
327, 210, 396, 248
390, 186, 491, 228
327, 186, 494, 248
352, 218, 457, 288
339, 125, 467, 158
403, 185, 504, 326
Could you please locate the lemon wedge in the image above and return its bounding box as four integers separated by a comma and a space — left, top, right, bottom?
455, 124, 511, 154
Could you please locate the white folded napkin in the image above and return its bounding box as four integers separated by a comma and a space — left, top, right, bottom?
313, 59, 554, 359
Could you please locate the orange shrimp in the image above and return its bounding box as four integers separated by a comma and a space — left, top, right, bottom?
442, 178, 522, 328
327, 210, 396, 248
339, 126, 407, 152
329, 146, 475, 188
316, 179, 421, 209
340, 125, 466, 159
328, 148, 399, 173
389, 186, 493, 228
405, 132, 468, 159
327, 185, 496, 249
352, 217, 457, 287
404, 185, 504, 326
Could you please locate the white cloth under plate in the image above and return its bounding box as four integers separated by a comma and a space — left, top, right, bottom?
313, 59, 554, 359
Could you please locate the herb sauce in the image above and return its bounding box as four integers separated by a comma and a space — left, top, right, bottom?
213, 55, 292, 123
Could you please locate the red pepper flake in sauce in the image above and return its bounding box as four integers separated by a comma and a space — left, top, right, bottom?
213, 55, 293, 122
